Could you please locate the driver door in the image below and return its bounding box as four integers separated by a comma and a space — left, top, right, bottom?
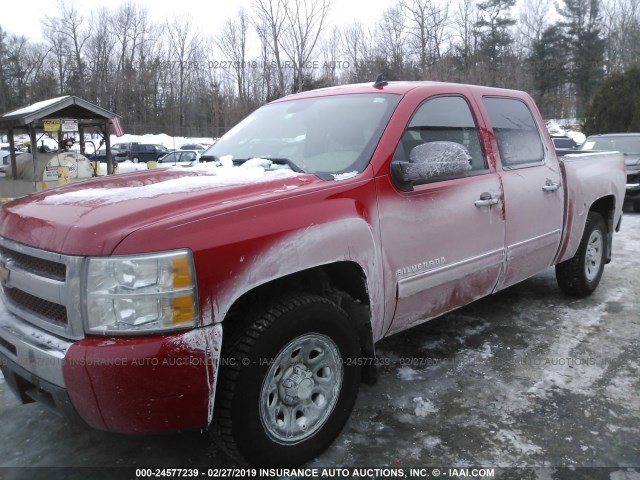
377, 95, 506, 334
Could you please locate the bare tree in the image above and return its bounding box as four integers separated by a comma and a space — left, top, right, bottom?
602, 0, 640, 72
341, 22, 376, 82
451, 0, 481, 82
281, 0, 331, 92
41, 27, 72, 95
110, 2, 150, 73
319, 25, 341, 85
165, 15, 199, 130
85, 8, 116, 105
0, 26, 8, 111
516, 0, 553, 56
378, 4, 408, 80
253, 0, 289, 96
217, 9, 250, 101
42, 0, 90, 94
402, 0, 450, 79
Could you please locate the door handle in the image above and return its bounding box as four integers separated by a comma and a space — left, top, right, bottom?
542, 180, 560, 191
474, 192, 499, 207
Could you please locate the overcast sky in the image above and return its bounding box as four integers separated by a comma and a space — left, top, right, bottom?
1, 0, 393, 42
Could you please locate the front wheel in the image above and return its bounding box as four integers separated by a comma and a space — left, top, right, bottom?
555, 211, 607, 297
211, 294, 362, 466
132, 156, 139, 163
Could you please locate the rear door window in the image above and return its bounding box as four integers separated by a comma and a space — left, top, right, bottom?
483, 97, 545, 167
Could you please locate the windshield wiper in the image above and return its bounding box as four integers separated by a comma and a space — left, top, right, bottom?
233, 157, 305, 173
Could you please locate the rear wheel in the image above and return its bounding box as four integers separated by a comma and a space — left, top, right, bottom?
132, 156, 139, 163
556, 211, 606, 297
211, 293, 361, 466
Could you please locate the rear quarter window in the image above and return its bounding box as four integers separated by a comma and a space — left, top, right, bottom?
483, 97, 545, 167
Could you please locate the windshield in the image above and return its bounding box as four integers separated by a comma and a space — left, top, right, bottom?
202, 93, 401, 177
582, 135, 640, 154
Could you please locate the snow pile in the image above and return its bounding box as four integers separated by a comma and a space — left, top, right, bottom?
545, 119, 586, 144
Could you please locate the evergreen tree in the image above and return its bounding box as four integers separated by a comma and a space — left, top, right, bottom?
529, 25, 568, 118
475, 0, 515, 85
582, 66, 640, 135
558, 0, 605, 117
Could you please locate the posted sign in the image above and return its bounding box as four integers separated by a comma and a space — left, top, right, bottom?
61, 119, 78, 132
43, 119, 61, 132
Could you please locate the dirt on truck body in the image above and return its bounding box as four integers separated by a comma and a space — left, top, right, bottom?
0, 81, 626, 466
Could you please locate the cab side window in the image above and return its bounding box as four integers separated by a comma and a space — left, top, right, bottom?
483, 97, 545, 166
393, 95, 487, 177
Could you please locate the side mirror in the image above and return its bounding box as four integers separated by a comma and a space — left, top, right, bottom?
391, 141, 472, 191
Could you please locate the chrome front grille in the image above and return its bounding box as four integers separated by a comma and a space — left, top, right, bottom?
0, 246, 66, 282
3, 288, 68, 325
0, 237, 85, 340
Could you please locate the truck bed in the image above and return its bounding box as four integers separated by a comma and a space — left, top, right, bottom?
556, 152, 626, 264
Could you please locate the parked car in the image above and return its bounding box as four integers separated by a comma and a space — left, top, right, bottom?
157, 150, 200, 166
109, 143, 128, 157
111, 142, 169, 163
0, 81, 626, 467
179, 143, 208, 152
86, 149, 108, 161
552, 135, 580, 156
154, 144, 172, 158
581, 133, 640, 212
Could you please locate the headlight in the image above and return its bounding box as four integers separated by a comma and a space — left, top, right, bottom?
85, 250, 198, 334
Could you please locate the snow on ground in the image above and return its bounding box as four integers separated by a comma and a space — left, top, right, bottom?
0, 213, 638, 472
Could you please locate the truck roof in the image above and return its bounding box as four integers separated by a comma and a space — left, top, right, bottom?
272, 80, 532, 102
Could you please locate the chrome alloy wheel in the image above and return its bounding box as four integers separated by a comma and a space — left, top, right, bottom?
259, 333, 343, 444
584, 228, 603, 282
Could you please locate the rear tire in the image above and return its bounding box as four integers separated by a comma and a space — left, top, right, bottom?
211, 293, 361, 467
555, 211, 607, 297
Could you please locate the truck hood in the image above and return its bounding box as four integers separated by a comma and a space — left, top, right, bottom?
0, 165, 319, 255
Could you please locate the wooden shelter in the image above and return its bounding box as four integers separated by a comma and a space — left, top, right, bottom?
0, 96, 122, 180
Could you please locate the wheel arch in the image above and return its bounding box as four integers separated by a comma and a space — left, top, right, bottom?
556, 194, 617, 264
589, 195, 616, 263
222, 261, 377, 384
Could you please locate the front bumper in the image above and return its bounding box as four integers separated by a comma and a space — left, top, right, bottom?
0, 300, 222, 434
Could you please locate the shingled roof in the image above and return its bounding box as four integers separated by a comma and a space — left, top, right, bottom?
0, 96, 120, 128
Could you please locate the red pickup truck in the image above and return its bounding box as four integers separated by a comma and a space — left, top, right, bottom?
0, 82, 626, 466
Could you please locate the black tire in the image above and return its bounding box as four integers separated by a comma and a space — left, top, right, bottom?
555, 211, 607, 297
633, 201, 640, 213
211, 293, 362, 467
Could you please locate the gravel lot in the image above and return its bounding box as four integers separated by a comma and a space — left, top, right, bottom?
1, 208, 639, 480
